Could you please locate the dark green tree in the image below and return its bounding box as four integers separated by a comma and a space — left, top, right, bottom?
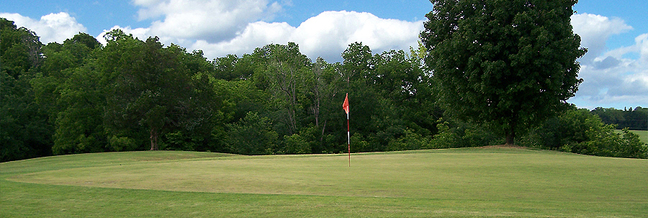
421, 0, 586, 145
51, 65, 106, 154
100, 30, 216, 150
252, 43, 311, 136
0, 18, 43, 78
225, 112, 278, 155
341, 42, 373, 85
0, 18, 52, 161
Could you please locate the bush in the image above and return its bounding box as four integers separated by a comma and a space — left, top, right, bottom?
163, 131, 197, 151
520, 108, 648, 159
387, 129, 431, 151
282, 134, 310, 154
429, 119, 500, 149
349, 133, 371, 152
108, 136, 137, 152
225, 112, 278, 155
429, 120, 458, 148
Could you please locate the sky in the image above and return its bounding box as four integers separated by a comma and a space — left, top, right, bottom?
1, 0, 646, 110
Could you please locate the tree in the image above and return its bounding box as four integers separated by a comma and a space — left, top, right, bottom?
421, 0, 586, 145
341, 42, 373, 85
0, 18, 52, 161
252, 43, 311, 135
307, 58, 343, 152
1, 18, 43, 78
100, 30, 209, 150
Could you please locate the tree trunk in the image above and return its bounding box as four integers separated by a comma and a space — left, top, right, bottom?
320, 120, 327, 145
505, 131, 515, 146
505, 121, 516, 145
150, 128, 159, 150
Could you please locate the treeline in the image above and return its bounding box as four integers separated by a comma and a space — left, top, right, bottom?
1, 18, 646, 162
1, 18, 444, 161
591, 107, 648, 130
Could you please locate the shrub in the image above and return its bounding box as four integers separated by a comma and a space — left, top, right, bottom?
283, 134, 310, 154
387, 129, 431, 151
429, 119, 500, 148
225, 112, 278, 155
108, 136, 137, 152
520, 108, 648, 159
163, 131, 197, 151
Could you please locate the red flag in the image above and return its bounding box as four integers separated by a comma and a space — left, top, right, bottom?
342, 93, 349, 115
343, 93, 350, 167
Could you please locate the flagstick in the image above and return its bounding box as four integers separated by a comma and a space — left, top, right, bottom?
342, 93, 350, 167
347, 111, 350, 167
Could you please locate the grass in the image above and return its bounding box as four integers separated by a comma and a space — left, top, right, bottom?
630, 130, 648, 143
1, 148, 647, 217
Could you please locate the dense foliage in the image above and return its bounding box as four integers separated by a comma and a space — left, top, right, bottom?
591, 107, 648, 130
421, 0, 586, 144
520, 107, 647, 158
1, 18, 444, 161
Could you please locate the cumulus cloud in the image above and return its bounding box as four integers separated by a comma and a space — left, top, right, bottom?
291, 11, 423, 62
188, 11, 424, 62
189, 21, 295, 58
0, 12, 87, 44
102, 8, 424, 63
132, 0, 284, 43
96, 25, 152, 45
570, 14, 648, 108
571, 13, 632, 64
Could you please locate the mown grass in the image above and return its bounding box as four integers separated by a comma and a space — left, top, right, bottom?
1, 148, 647, 217
631, 130, 648, 143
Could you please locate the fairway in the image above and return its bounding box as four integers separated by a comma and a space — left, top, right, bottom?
630, 130, 648, 143
1, 148, 647, 217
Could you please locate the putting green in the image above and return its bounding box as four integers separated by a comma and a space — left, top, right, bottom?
2, 148, 647, 217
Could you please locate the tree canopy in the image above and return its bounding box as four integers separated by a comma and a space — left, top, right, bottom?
420, 0, 587, 145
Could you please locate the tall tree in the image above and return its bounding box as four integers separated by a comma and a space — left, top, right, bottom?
421, 0, 586, 145
305, 57, 343, 152
252, 43, 311, 135
341, 42, 373, 86
0, 18, 51, 161
100, 30, 205, 150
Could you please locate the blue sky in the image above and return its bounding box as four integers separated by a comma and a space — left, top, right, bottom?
1, 0, 646, 109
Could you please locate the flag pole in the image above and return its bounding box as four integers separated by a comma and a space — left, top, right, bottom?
342, 93, 350, 167
347, 109, 350, 167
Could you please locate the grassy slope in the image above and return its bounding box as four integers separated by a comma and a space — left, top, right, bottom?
1, 148, 647, 217
632, 130, 648, 143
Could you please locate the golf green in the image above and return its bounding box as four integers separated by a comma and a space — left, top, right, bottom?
1, 148, 646, 217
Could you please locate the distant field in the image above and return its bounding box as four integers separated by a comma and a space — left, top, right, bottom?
1, 148, 647, 217
615, 129, 648, 143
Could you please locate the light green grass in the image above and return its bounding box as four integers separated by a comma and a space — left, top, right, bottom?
1, 148, 647, 217
631, 130, 648, 143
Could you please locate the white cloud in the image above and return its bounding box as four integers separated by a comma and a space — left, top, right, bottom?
132, 0, 284, 43
571, 13, 632, 64
188, 11, 424, 62
291, 11, 424, 62
189, 21, 295, 58
96, 25, 152, 45
100, 1, 424, 62
637, 33, 648, 61
0, 12, 87, 44
570, 14, 648, 109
